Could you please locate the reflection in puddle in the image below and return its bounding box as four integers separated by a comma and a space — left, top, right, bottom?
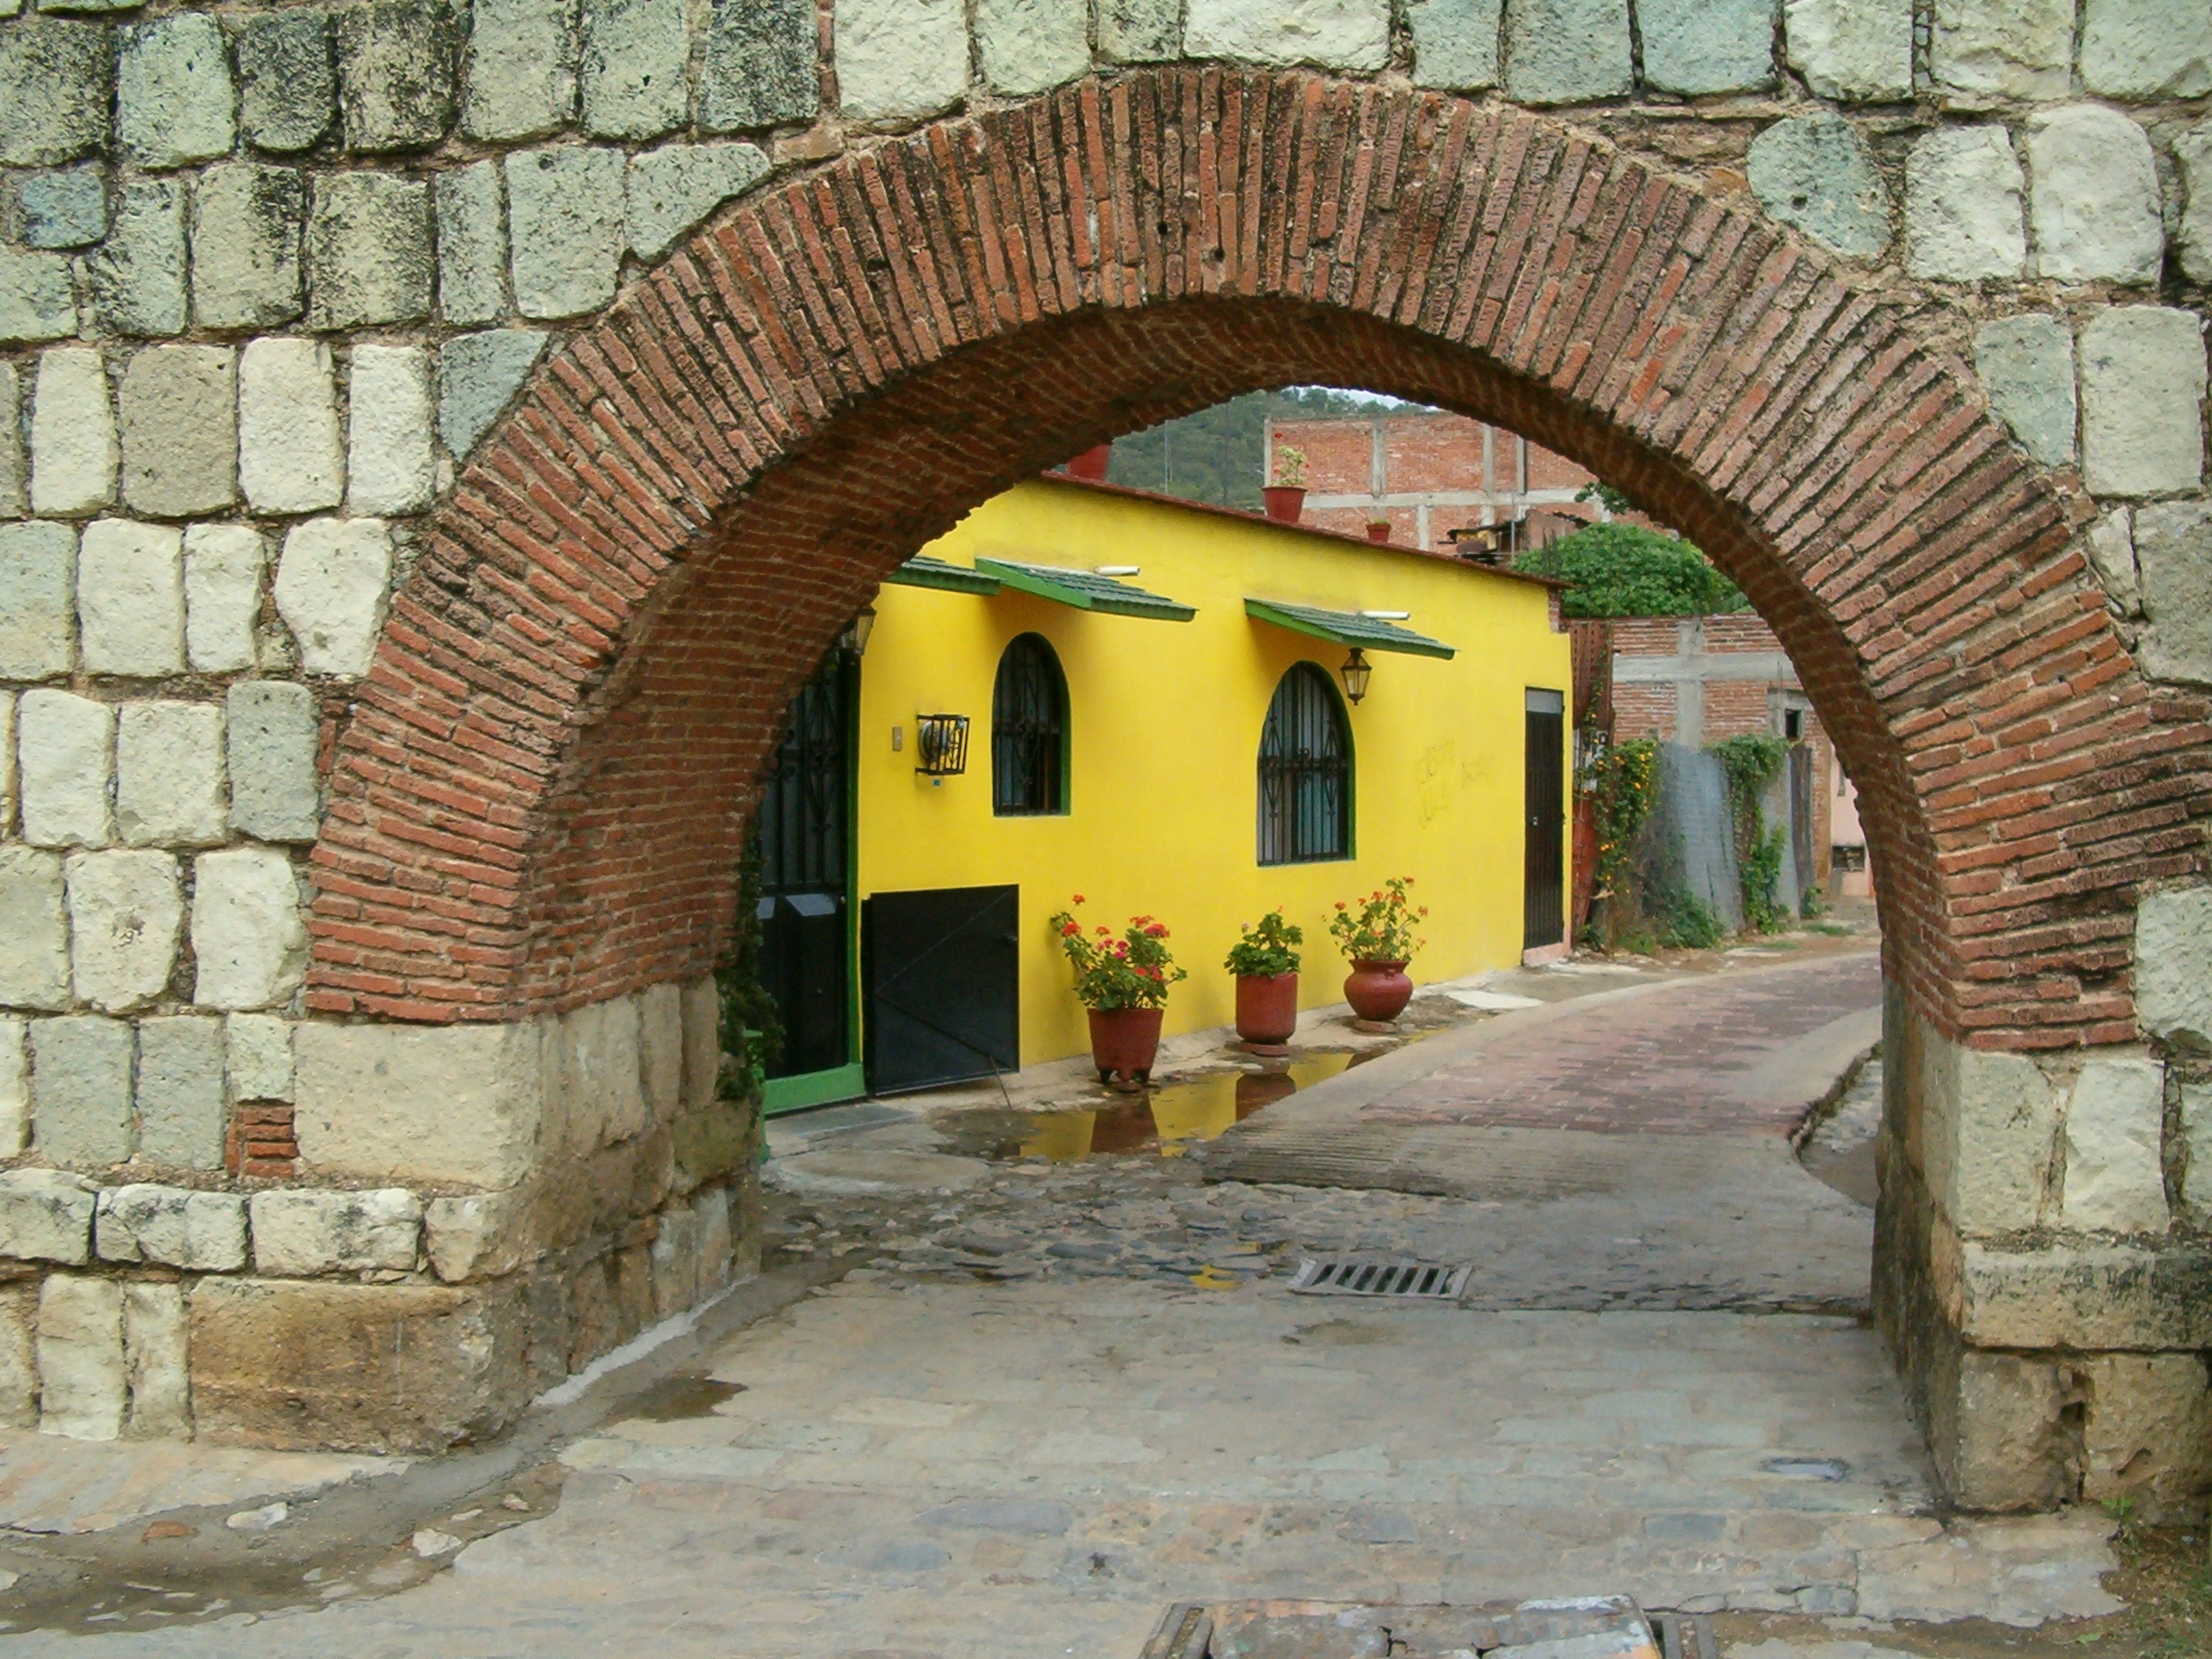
1016, 1052, 1358, 1161
623, 1376, 748, 1420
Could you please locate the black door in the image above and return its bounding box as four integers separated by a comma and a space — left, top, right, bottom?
757, 654, 853, 1081
863, 885, 1020, 1094
1523, 691, 1566, 949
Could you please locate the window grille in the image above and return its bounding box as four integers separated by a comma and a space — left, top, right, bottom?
991, 633, 1068, 815
1258, 663, 1351, 865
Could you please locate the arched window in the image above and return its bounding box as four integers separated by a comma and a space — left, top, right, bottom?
991, 634, 1068, 815
1257, 663, 1351, 865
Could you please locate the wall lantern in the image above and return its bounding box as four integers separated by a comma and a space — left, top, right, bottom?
1339, 648, 1373, 706
915, 713, 970, 776
842, 605, 877, 656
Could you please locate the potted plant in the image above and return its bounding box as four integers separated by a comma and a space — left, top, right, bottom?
1263, 446, 1306, 523
1365, 514, 1392, 544
1050, 897, 1188, 1088
1328, 877, 1429, 1028
1225, 910, 1304, 1054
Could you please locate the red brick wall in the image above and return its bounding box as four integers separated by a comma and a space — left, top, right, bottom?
309, 69, 2207, 1051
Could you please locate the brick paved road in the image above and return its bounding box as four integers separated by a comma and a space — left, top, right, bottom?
1361, 953, 1881, 1136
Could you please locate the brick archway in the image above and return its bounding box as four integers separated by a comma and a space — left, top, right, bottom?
310, 69, 2199, 1056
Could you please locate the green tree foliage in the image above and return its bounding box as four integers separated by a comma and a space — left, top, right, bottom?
1512, 522, 1749, 619
1105, 387, 1407, 510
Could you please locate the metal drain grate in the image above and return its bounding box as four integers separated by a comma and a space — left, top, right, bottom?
1286, 1257, 1471, 1298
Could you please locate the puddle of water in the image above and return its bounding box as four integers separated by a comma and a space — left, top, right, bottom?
1006, 1052, 1359, 1162
622, 1376, 748, 1421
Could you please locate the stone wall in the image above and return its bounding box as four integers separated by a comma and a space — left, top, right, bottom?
0, 0, 2207, 1487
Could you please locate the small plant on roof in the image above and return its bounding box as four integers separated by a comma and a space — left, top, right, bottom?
1225, 910, 1303, 978
1328, 877, 1427, 965
1272, 445, 1307, 487
1049, 897, 1188, 1010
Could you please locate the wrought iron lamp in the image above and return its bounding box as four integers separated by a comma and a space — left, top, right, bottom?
1338, 648, 1372, 706
915, 713, 970, 775
842, 605, 876, 656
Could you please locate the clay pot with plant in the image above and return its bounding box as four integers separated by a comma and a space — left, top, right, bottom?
1224, 910, 1304, 1054
1263, 446, 1307, 523
1328, 877, 1429, 1028
1365, 515, 1392, 544
1050, 897, 1189, 1089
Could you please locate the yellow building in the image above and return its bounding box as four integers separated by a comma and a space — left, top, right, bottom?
751, 475, 1571, 1112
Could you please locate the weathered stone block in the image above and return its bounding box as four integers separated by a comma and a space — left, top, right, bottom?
251, 1187, 422, 1275
0, 848, 70, 1012
649, 1205, 697, 1317
123, 1279, 189, 1438
0, 1017, 25, 1155
612, 1242, 652, 1341
625, 142, 771, 261
641, 982, 684, 1120
0, 1285, 33, 1428
307, 172, 434, 331
2080, 0, 2212, 100
86, 179, 187, 339
183, 524, 265, 675
681, 975, 719, 1110
0, 18, 112, 168
2080, 1354, 2212, 1524
694, 1182, 733, 1299
1973, 315, 2074, 470
78, 517, 185, 676
0, 248, 76, 345
272, 517, 392, 677
836, 0, 969, 122
0, 521, 77, 680
67, 849, 182, 1013
190, 846, 306, 1011
295, 1020, 543, 1187
346, 345, 434, 516
119, 346, 238, 517
2137, 887, 2212, 1048
31, 1014, 134, 1167
227, 1012, 294, 1103
2026, 107, 2161, 286
505, 145, 625, 320
1501, 0, 1631, 104
239, 338, 344, 514
118, 14, 233, 169
567, 1255, 617, 1369
99, 1183, 248, 1270
580, 0, 688, 139
30, 348, 116, 516
2181, 122, 2212, 288
2086, 507, 2138, 618
2061, 1057, 2168, 1234
1905, 126, 2023, 282
0, 361, 20, 520
1930, 0, 2072, 101
1936, 1348, 2071, 1512
464, 0, 577, 142
543, 994, 648, 1156
0, 1167, 96, 1263
1747, 113, 1889, 260
975, 0, 1089, 97
39, 1272, 124, 1440
236, 10, 336, 154
2137, 501, 2212, 688
1781, 0, 1910, 101
191, 164, 306, 329
116, 700, 226, 847
1918, 1028, 2062, 1236
336, 0, 460, 152
190, 1275, 535, 1453
1187, 0, 1391, 70
2185, 1080, 2212, 1221
423, 1187, 528, 1282
699, 0, 817, 131
20, 167, 107, 249
226, 680, 320, 843
2079, 307, 2207, 499
18, 689, 113, 848
436, 161, 507, 325
1099, 0, 1182, 60
1638, 0, 1775, 94
1959, 1237, 2212, 1350
438, 329, 547, 456
1406, 0, 1499, 89
136, 1014, 225, 1169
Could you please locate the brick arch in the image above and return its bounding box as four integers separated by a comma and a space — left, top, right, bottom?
309, 68, 2203, 1050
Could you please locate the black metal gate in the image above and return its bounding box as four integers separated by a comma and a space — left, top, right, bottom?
1523, 691, 1566, 949
756, 654, 853, 1082
863, 885, 1020, 1094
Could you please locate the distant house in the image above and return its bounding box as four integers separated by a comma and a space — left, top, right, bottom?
748, 474, 1573, 1113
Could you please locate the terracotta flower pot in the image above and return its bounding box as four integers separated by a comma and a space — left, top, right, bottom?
1066, 444, 1112, 480
1088, 1005, 1164, 1088
1343, 959, 1412, 1024
1262, 484, 1306, 523
1365, 522, 1392, 544
1234, 972, 1299, 1048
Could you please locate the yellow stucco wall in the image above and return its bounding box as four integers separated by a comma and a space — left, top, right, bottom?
856, 477, 1571, 1069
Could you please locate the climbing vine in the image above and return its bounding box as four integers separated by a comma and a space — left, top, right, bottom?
1583, 737, 1660, 904
1711, 734, 1790, 934
715, 822, 783, 1100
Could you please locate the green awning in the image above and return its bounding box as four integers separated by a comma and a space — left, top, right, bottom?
975, 558, 1196, 621
885, 555, 1003, 594
1244, 599, 1455, 658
